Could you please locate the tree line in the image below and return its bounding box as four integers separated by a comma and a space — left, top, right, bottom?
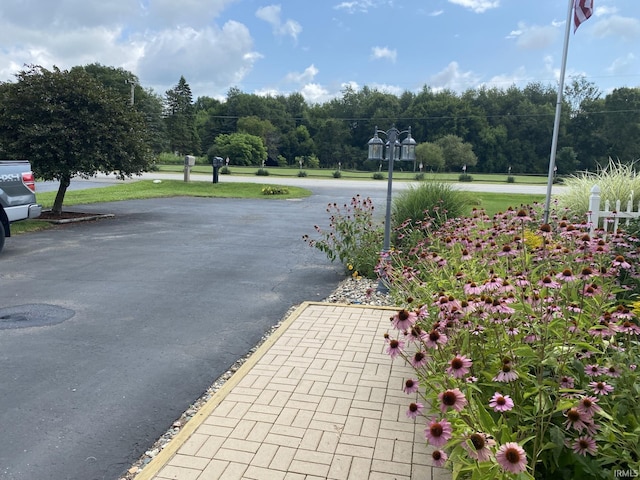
2, 64, 639, 192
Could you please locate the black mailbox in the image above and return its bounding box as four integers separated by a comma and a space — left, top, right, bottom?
211, 156, 224, 184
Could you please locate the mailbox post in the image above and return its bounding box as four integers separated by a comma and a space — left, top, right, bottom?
212, 156, 224, 184
184, 155, 196, 182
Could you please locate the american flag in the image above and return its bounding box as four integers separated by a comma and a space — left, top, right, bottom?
574, 0, 593, 32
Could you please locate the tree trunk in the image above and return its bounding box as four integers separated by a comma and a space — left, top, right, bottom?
51, 174, 71, 215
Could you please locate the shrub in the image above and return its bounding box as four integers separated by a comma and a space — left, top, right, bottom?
557, 158, 640, 218
333, 170, 342, 178
415, 173, 426, 181
373, 172, 385, 180
458, 173, 473, 182
297, 170, 307, 177
256, 168, 269, 176
261, 186, 289, 195
219, 166, 231, 175
507, 175, 515, 183
383, 206, 640, 479
303, 195, 383, 279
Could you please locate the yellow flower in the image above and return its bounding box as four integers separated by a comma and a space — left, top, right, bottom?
352, 270, 360, 279
632, 301, 640, 316
347, 264, 353, 271
523, 229, 543, 249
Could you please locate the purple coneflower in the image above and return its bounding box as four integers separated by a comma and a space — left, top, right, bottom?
446, 355, 472, 379
559, 376, 575, 389
584, 364, 605, 377
538, 275, 561, 289
496, 442, 528, 474
589, 381, 614, 396
438, 388, 468, 413
604, 365, 621, 378
424, 418, 452, 447
403, 378, 419, 395
556, 268, 577, 282
385, 338, 404, 359
612, 255, 631, 269
392, 309, 417, 331
563, 407, 589, 432
410, 350, 429, 368
572, 435, 597, 456
406, 402, 424, 419
423, 329, 448, 349
577, 396, 601, 417
489, 392, 514, 412
493, 364, 519, 383
430, 449, 448, 467
463, 433, 495, 462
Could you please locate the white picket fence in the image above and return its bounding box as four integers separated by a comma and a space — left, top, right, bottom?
588, 185, 640, 236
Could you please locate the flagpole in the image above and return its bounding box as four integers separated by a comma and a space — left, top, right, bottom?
543, 0, 575, 224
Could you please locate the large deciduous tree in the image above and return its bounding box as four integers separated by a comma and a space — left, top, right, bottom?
0, 65, 151, 214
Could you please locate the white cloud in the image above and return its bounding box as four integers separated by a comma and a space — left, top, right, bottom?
484, 66, 529, 88
592, 15, 640, 41
300, 83, 331, 104
607, 53, 637, 75
256, 5, 302, 42
370, 46, 397, 63
430, 10, 444, 17
429, 61, 481, 91
284, 64, 319, 84
333, 1, 380, 14
137, 21, 260, 96
511, 23, 557, 50
145, 0, 239, 28
447, 0, 500, 14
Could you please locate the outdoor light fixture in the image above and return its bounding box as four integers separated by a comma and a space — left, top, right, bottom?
367, 125, 416, 291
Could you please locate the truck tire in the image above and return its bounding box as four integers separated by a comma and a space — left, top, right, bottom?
0, 221, 5, 253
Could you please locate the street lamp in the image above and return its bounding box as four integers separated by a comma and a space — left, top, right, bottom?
367, 125, 416, 291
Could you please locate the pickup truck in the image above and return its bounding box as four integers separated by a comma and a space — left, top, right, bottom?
0, 160, 42, 253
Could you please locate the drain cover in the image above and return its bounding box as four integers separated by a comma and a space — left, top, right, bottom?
0, 304, 75, 330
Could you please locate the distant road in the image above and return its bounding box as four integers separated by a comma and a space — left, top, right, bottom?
38, 171, 564, 196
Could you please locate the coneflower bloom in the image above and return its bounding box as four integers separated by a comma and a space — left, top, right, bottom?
556, 268, 577, 282
560, 376, 575, 389
392, 309, 417, 331
538, 275, 561, 289
423, 329, 448, 349
604, 365, 621, 378
463, 433, 495, 462
403, 378, 419, 395
493, 364, 519, 383
577, 396, 602, 417
406, 402, 424, 419
584, 364, 605, 377
564, 407, 589, 432
489, 392, 514, 412
430, 449, 448, 467
612, 255, 631, 269
424, 418, 452, 447
589, 381, 614, 395
411, 350, 429, 368
385, 338, 404, 359
438, 388, 468, 413
446, 355, 472, 379
572, 436, 597, 456
496, 442, 528, 474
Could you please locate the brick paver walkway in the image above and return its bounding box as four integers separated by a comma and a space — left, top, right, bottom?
134, 303, 450, 480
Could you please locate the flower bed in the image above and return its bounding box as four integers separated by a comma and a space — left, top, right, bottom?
382, 205, 640, 479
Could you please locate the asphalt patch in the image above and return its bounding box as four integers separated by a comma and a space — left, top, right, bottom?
0, 304, 75, 329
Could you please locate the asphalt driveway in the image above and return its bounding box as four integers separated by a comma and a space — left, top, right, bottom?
0, 193, 352, 480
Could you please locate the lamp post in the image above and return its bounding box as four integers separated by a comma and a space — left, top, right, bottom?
367, 125, 416, 291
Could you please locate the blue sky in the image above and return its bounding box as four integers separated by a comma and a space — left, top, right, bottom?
0, 0, 638, 103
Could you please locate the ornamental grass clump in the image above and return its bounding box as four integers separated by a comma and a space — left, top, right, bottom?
381, 205, 640, 479
557, 158, 640, 218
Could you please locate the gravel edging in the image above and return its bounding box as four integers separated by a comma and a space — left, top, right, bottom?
120, 277, 394, 479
